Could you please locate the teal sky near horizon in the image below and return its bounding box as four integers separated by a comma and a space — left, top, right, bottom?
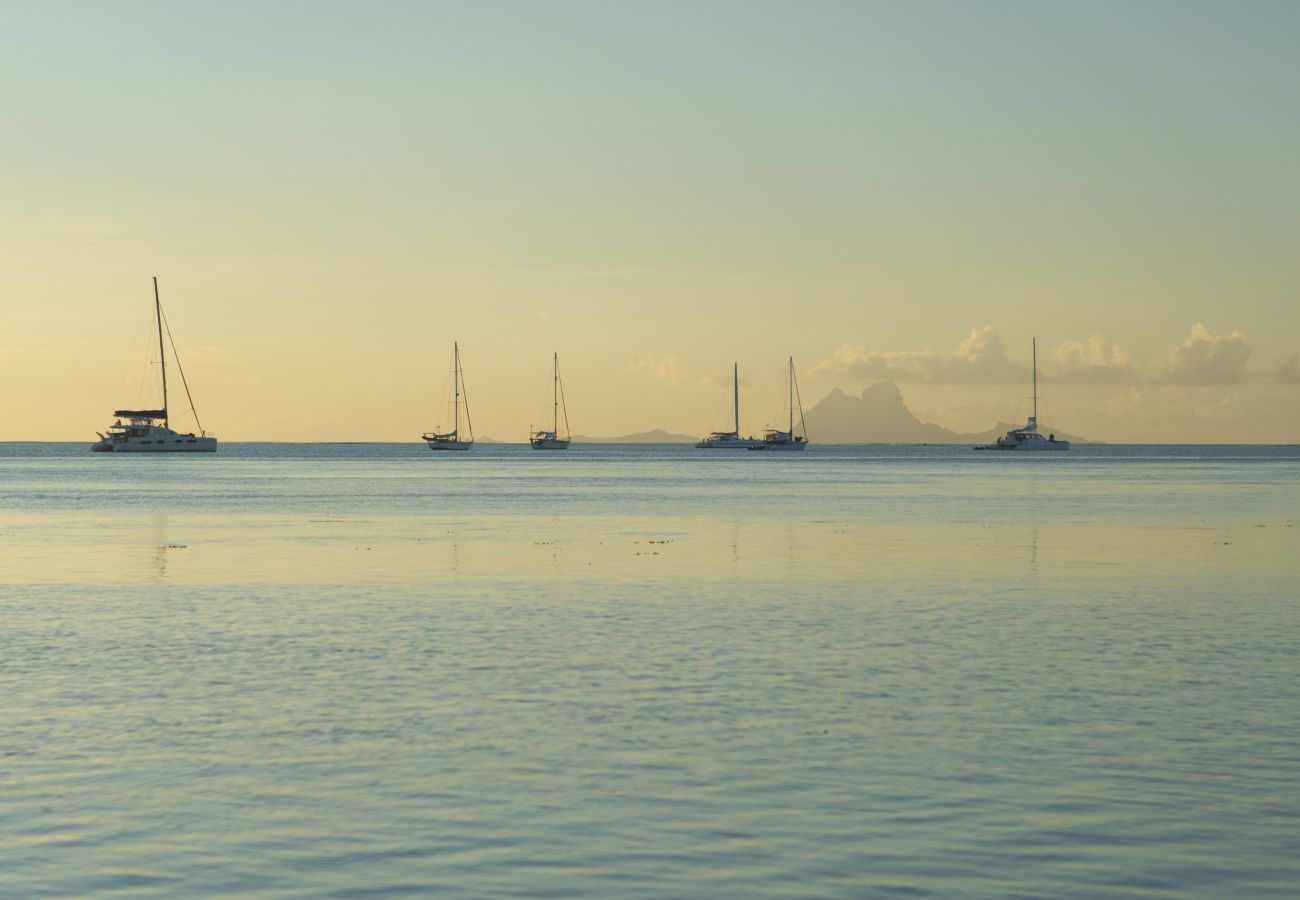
2, 1, 1297, 441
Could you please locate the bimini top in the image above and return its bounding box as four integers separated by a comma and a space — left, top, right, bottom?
114, 409, 167, 419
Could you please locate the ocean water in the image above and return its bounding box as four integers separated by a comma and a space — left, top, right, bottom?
2, 442, 1298, 897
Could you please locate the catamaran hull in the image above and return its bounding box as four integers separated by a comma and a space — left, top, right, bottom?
976, 441, 1069, 451
753, 442, 807, 451
696, 439, 765, 449
92, 439, 217, 452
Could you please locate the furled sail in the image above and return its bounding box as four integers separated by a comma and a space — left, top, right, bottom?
113, 409, 167, 419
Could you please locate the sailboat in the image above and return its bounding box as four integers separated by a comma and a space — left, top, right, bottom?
530, 353, 571, 450
91, 277, 217, 453
695, 363, 764, 449
754, 356, 808, 451
423, 342, 474, 451
975, 337, 1069, 451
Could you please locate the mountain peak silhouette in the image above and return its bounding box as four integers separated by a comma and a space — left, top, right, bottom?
803, 382, 1088, 444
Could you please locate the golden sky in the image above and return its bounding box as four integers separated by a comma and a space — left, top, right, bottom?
2, 2, 1297, 442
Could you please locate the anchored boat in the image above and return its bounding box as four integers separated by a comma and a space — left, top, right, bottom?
423, 342, 474, 451
92, 277, 217, 453
975, 337, 1069, 451
753, 357, 808, 451
530, 353, 571, 450
696, 363, 764, 449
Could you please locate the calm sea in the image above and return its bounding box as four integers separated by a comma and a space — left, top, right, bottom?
2, 443, 1298, 897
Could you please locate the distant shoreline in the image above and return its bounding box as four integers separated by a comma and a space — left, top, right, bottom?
11, 441, 1300, 447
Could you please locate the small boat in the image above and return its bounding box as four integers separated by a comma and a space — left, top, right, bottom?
530, 353, 571, 450
696, 362, 764, 449
423, 342, 474, 451
975, 337, 1069, 451
92, 277, 217, 453
752, 356, 809, 451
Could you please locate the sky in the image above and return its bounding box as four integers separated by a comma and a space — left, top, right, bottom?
2, 0, 1297, 442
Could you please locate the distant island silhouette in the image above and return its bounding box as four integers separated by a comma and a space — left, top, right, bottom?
803, 381, 1090, 444
574, 428, 698, 444
572, 383, 1090, 445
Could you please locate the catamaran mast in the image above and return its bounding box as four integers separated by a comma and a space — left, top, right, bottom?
1032, 336, 1038, 426
154, 276, 168, 428
733, 362, 739, 435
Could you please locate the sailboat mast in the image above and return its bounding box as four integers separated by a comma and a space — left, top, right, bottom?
553, 352, 559, 434
454, 342, 460, 436
788, 356, 794, 434
733, 362, 739, 435
1032, 336, 1038, 424
793, 361, 806, 439
154, 276, 168, 428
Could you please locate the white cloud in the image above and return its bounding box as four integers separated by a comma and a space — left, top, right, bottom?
1047, 336, 1133, 383
628, 354, 682, 384
809, 326, 1026, 384
806, 343, 937, 382
949, 326, 1029, 382
1156, 324, 1252, 385
811, 324, 1267, 389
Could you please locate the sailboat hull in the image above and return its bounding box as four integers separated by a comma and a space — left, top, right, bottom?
426, 440, 473, 451
977, 438, 1069, 451
92, 437, 217, 452
696, 436, 764, 449
530, 439, 570, 450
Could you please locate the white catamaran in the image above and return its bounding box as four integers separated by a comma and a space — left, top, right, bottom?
976, 337, 1069, 451
92, 277, 217, 453
753, 356, 808, 451
696, 362, 764, 449
530, 352, 571, 450
423, 342, 474, 451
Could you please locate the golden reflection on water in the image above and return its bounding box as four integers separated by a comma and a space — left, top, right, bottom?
2, 508, 1295, 598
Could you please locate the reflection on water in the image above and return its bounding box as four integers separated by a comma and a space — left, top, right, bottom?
149, 511, 169, 580
1, 443, 1298, 897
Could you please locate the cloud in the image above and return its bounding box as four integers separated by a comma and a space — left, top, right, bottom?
1155, 324, 1252, 385
948, 326, 1028, 382
699, 368, 752, 388
809, 326, 1026, 384
811, 324, 1265, 388
1047, 336, 1134, 383
1272, 355, 1300, 384
628, 354, 682, 384
1193, 390, 1238, 418
1100, 387, 1149, 418
1099, 385, 1234, 420
807, 343, 936, 382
